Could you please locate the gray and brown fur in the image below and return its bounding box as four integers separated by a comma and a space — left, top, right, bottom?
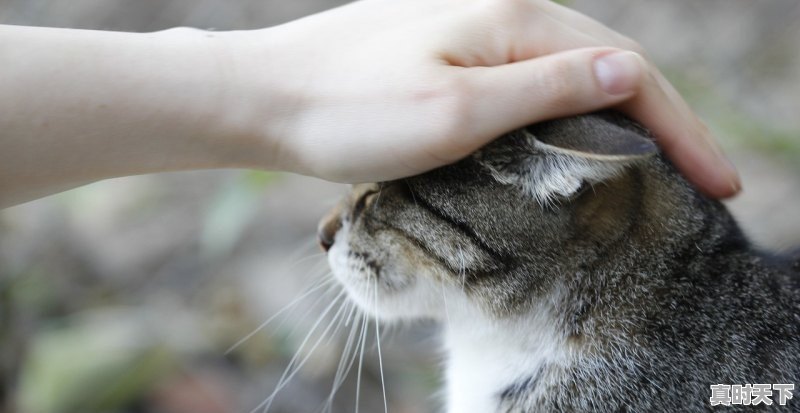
320, 111, 800, 412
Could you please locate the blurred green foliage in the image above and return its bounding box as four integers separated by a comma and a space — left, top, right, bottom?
18, 312, 177, 413
666, 69, 800, 164
201, 170, 280, 260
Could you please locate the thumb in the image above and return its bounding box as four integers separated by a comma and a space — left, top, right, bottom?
463, 47, 645, 144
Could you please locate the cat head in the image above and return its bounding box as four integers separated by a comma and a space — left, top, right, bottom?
320, 111, 689, 321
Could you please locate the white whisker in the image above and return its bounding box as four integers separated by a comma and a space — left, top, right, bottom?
343, 297, 360, 328
272, 277, 339, 338
354, 296, 370, 413
289, 251, 328, 270
254, 288, 348, 413
283, 238, 326, 269
441, 277, 451, 327
324, 300, 353, 347
456, 245, 468, 288
323, 309, 366, 413
226, 277, 336, 355
373, 278, 389, 413
404, 181, 418, 209
372, 182, 385, 210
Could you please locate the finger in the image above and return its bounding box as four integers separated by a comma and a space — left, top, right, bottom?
620, 70, 741, 198
453, 46, 741, 199
538, 1, 644, 54
436, 1, 607, 65
459, 47, 642, 146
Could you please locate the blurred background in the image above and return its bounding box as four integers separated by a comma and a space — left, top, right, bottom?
1, 1, 798, 412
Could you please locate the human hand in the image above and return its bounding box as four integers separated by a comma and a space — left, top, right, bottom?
0, 0, 740, 208
222, 0, 739, 198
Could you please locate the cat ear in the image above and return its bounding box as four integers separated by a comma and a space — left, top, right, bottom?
531, 113, 658, 161
476, 112, 658, 205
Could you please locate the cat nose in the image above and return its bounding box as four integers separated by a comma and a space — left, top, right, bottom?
318, 209, 342, 252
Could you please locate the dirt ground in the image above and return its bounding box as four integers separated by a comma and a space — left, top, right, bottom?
1, 1, 798, 412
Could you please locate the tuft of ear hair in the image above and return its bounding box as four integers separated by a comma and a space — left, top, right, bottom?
476, 111, 658, 206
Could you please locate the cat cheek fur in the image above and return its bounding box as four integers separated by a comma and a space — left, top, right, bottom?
327, 221, 449, 321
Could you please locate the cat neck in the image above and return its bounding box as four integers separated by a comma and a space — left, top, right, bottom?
441, 292, 572, 413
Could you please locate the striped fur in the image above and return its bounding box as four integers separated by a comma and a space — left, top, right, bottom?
321, 111, 800, 412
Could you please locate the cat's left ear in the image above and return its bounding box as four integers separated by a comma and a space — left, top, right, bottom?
476, 112, 658, 204
531, 113, 658, 162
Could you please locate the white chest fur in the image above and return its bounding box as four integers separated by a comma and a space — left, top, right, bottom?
442, 302, 569, 413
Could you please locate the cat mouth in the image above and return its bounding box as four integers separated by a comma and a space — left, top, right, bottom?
348, 250, 383, 277
338, 247, 417, 294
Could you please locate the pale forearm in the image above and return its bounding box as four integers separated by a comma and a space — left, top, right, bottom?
0, 0, 742, 208
0, 25, 273, 207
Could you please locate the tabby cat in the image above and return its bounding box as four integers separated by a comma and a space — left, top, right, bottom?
317, 111, 800, 412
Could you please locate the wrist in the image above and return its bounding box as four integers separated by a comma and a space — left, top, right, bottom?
204, 26, 306, 174
142, 27, 258, 171
0, 24, 265, 206
93, 26, 291, 174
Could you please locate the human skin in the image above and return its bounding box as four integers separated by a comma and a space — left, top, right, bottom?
0, 0, 740, 208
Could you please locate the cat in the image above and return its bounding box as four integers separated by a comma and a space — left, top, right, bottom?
317, 111, 800, 412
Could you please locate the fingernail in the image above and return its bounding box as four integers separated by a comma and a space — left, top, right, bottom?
594, 51, 642, 95
725, 158, 742, 195
712, 141, 741, 195
730, 178, 742, 195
